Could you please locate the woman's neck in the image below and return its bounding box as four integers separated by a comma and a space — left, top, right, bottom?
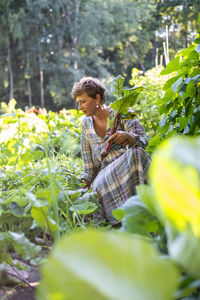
92, 105, 110, 138
93, 104, 110, 120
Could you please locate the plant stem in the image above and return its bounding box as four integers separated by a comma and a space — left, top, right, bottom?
6, 269, 35, 290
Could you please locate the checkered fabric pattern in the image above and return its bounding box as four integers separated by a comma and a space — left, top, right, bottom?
81, 109, 151, 224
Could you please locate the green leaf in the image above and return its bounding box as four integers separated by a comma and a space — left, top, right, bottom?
146, 134, 162, 154
179, 117, 188, 131
183, 81, 196, 100
163, 75, 181, 91
31, 206, 58, 233
160, 57, 180, 75
171, 77, 183, 93
113, 195, 159, 236
26, 191, 46, 207
175, 275, 200, 299
187, 50, 199, 62
68, 190, 80, 200
160, 122, 170, 135
33, 150, 44, 161
70, 202, 98, 215
38, 230, 178, 300
10, 202, 25, 216
136, 185, 157, 215
110, 86, 144, 115
195, 44, 200, 53
193, 38, 200, 44
5, 232, 41, 260
111, 75, 125, 98
150, 136, 200, 236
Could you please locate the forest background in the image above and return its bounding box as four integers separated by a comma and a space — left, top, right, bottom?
0, 0, 199, 112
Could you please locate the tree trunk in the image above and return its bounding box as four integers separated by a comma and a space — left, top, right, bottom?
73, 0, 80, 72
26, 53, 32, 107
27, 77, 32, 108
152, 35, 157, 67
61, 1, 80, 75
7, 36, 14, 100
39, 54, 45, 108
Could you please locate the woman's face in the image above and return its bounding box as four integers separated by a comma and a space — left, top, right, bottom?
76, 92, 99, 117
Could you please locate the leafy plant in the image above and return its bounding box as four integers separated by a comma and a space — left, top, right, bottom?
101, 75, 143, 158
129, 66, 169, 141
157, 23, 200, 139
37, 230, 178, 300
113, 193, 162, 238
149, 136, 200, 279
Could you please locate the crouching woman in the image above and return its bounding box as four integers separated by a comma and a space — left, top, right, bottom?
71, 76, 151, 225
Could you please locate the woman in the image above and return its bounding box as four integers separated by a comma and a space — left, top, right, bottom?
71, 77, 151, 225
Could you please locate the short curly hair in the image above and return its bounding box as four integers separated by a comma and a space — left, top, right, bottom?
71, 77, 106, 104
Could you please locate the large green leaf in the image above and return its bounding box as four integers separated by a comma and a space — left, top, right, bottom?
110, 87, 144, 115
70, 202, 98, 215
3, 232, 41, 261
31, 206, 58, 233
136, 185, 156, 215
160, 57, 180, 75
171, 77, 183, 93
111, 75, 125, 98
150, 136, 200, 236
113, 195, 159, 236
149, 136, 200, 277
37, 230, 178, 300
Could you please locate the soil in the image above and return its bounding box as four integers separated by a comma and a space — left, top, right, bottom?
0, 264, 40, 300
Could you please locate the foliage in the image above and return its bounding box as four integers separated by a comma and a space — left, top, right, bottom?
113, 194, 161, 238
129, 66, 169, 141
157, 25, 200, 139
37, 135, 200, 299
0, 105, 100, 285
101, 75, 144, 157
37, 230, 178, 300
150, 136, 200, 280
110, 76, 144, 115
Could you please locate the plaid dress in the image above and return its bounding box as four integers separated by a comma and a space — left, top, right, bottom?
81, 109, 151, 224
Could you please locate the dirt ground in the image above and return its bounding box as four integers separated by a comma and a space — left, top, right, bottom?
0, 265, 40, 300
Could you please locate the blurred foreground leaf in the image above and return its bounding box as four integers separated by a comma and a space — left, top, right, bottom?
150, 136, 200, 236
150, 136, 200, 277
37, 230, 178, 300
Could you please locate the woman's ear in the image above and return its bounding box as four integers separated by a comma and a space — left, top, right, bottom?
95, 94, 101, 105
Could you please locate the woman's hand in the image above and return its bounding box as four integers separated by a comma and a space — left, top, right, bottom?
106, 131, 136, 146
82, 179, 91, 189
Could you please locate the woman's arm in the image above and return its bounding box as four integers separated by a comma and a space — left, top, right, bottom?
123, 118, 148, 148
106, 130, 136, 146
81, 120, 96, 185
106, 119, 148, 148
